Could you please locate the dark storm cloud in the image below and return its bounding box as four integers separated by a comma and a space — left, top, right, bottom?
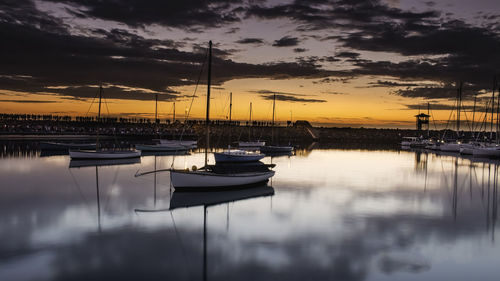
245, 0, 500, 99
392, 82, 490, 100
250, 89, 327, 103
335, 51, 360, 59
404, 103, 487, 112
246, 0, 440, 32
368, 80, 424, 87
261, 94, 327, 103
235, 38, 265, 45
48, 0, 243, 29
0, 99, 59, 103
0, 1, 334, 101
3, 0, 500, 102
293, 48, 308, 53
272, 36, 300, 47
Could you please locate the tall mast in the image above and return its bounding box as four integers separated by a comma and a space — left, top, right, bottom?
249, 102, 252, 140
472, 94, 477, 134
155, 93, 158, 122
272, 93, 276, 143
427, 102, 430, 137
496, 76, 500, 143
96, 85, 102, 150
229, 92, 232, 123
98, 85, 102, 120
155, 93, 158, 135
229, 92, 232, 145
457, 81, 462, 137
490, 77, 496, 140
173, 102, 176, 122
204, 41, 212, 167
272, 93, 276, 126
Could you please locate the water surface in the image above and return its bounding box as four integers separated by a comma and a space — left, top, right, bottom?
0, 147, 498, 280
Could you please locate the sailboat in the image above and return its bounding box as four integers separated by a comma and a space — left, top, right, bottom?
169, 41, 275, 190
69, 85, 141, 159
473, 77, 500, 158
259, 93, 294, 153
157, 102, 198, 149
70, 157, 140, 232
215, 92, 265, 163
136, 94, 190, 152
440, 82, 463, 153
238, 102, 266, 148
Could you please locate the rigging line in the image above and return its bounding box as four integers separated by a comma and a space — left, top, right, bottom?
179, 47, 209, 140
101, 90, 120, 147
442, 98, 457, 139
476, 100, 491, 140
429, 106, 439, 131
462, 108, 472, 132
84, 88, 99, 117
103, 93, 111, 116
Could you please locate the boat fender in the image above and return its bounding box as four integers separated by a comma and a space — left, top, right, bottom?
192, 165, 197, 171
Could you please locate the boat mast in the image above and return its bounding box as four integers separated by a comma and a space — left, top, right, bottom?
496, 76, 500, 143
155, 93, 158, 122
491, 77, 496, 141
495, 76, 499, 143
155, 93, 158, 135
472, 93, 477, 135
229, 92, 232, 145
96, 84, 102, 150
427, 102, 430, 137
457, 81, 462, 138
272, 93, 276, 143
229, 92, 232, 124
204, 41, 212, 167
173, 102, 176, 122
249, 102, 252, 141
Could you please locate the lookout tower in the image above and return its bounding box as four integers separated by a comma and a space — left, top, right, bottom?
415, 113, 430, 131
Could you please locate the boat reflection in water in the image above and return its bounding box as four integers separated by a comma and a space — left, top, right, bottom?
164, 185, 275, 281
69, 156, 142, 232
69, 157, 141, 168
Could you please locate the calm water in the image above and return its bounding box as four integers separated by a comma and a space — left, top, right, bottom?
0, 147, 499, 281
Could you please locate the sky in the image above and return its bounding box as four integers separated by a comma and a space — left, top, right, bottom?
0, 0, 499, 128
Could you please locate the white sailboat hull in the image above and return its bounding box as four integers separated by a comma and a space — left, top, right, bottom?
170, 170, 275, 190
69, 150, 141, 159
